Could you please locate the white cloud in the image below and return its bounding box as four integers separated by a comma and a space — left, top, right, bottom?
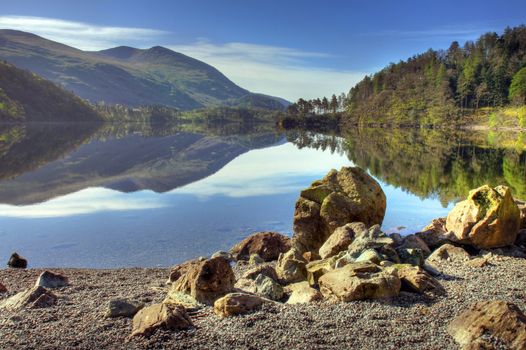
0, 15, 364, 100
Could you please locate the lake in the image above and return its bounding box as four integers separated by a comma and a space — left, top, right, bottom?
0, 123, 524, 267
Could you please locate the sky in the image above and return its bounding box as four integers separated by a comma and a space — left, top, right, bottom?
1, 0, 525, 100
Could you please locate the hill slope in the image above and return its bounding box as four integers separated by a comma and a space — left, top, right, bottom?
0, 61, 101, 122
0, 30, 286, 110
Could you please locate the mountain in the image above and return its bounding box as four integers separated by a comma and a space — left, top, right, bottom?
344, 25, 526, 126
0, 61, 102, 122
0, 30, 287, 110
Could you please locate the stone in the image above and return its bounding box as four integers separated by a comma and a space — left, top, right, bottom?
255, 274, 284, 301
211, 251, 233, 261
397, 234, 431, 256
465, 256, 490, 268
426, 243, 470, 263
286, 281, 323, 304
0, 282, 7, 293
276, 248, 307, 284
448, 301, 526, 349
318, 262, 400, 302
0, 286, 56, 310
248, 253, 264, 265
131, 303, 193, 337
446, 185, 521, 249
517, 199, 526, 229
395, 265, 445, 294
230, 231, 291, 261
346, 224, 399, 262
397, 248, 425, 267
355, 249, 383, 264
35, 271, 68, 288
7, 252, 27, 269
105, 298, 144, 318
301, 251, 319, 263
318, 223, 356, 259
234, 278, 258, 294
292, 167, 386, 255
169, 257, 235, 305
164, 290, 202, 310
415, 218, 452, 250
213, 293, 267, 317
306, 257, 338, 285
516, 229, 526, 247
242, 265, 278, 281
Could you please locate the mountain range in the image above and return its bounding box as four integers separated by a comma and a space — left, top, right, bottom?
0, 29, 287, 111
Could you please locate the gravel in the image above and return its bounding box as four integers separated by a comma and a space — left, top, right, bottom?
1, 254, 525, 349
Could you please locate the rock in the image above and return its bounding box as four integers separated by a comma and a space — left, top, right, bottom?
131, 303, 193, 337
0, 282, 7, 293
448, 301, 526, 349
517, 199, 526, 229
318, 262, 400, 302
397, 248, 425, 267
346, 224, 399, 262
422, 262, 442, 276
7, 252, 27, 269
234, 278, 258, 294
301, 251, 319, 263
397, 234, 431, 256
211, 251, 233, 261
168, 258, 204, 282
465, 256, 490, 268
516, 229, 526, 247
164, 290, 202, 310
248, 253, 264, 265
213, 293, 267, 317
242, 265, 278, 281
169, 257, 235, 305
276, 248, 307, 284
318, 223, 356, 259
0, 286, 56, 310
395, 265, 445, 294
255, 275, 284, 301
355, 249, 383, 264
105, 298, 144, 318
286, 281, 323, 304
230, 231, 291, 261
292, 167, 386, 255
446, 185, 521, 249
306, 257, 338, 285
35, 271, 68, 288
415, 218, 452, 250
426, 243, 470, 263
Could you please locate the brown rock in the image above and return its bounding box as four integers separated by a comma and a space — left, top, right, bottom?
446, 185, 521, 249
0, 282, 7, 293
131, 303, 193, 337
0, 286, 56, 310
213, 292, 267, 317
397, 234, 431, 256
302, 251, 319, 263
318, 223, 356, 259
292, 167, 386, 255
448, 300, 526, 349
415, 218, 452, 250
242, 265, 278, 281
465, 257, 490, 268
7, 252, 27, 269
35, 271, 68, 288
286, 281, 323, 304
230, 232, 291, 261
426, 243, 470, 263
395, 265, 445, 294
306, 257, 337, 285
276, 248, 307, 284
318, 262, 400, 302
169, 257, 235, 305
105, 298, 144, 318
517, 199, 526, 229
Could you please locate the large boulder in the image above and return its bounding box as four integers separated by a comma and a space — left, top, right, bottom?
286, 281, 323, 304
276, 248, 307, 284
131, 303, 193, 337
446, 185, 521, 249
448, 301, 526, 349
169, 257, 235, 305
0, 286, 56, 310
230, 231, 291, 261
318, 223, 356, 259
318, 262, 400, 302
7, 252, 27, 269
213, 293, 267, 317
292, 167, 386, 255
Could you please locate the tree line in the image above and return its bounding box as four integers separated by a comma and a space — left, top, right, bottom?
286, 93, 347, 116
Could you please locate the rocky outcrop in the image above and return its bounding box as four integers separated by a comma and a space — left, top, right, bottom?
131, 303, 193, 337
448, 301, 526, 349
7, 252, 27, 268
105, 298, 144, 318
276, 248, 307, 284
426, 243, 470, 263
292, 167, 386, 255
169, 257, 235, 305
318, 223, 356, 259
35, 271, 68, 288
230, 231, 291, 261
286, 281, 323, 304
213, 293, 267, 317
0, 286, 56, 310
446, 185, 521, 249
318, 262, 400, 302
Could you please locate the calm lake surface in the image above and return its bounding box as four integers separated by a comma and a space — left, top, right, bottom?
0, 123, 524, 267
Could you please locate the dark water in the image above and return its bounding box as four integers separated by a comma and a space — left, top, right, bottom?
0, 123, 524, 267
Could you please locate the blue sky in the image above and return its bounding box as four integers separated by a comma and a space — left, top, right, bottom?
1, 0, 525, 100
